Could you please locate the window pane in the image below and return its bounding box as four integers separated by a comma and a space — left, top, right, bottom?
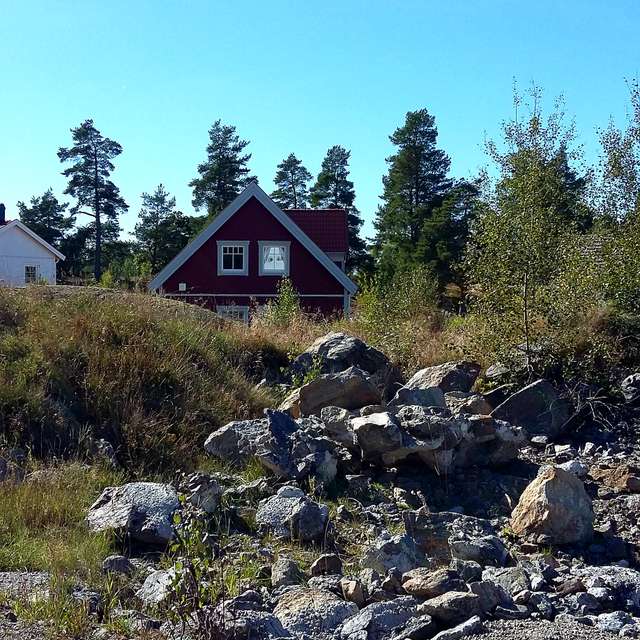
223, 253, 233, 269
263, 245, 286, 272
221, 245, 245, 271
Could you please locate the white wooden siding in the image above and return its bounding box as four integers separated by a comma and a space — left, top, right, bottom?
0, 225, 58, 286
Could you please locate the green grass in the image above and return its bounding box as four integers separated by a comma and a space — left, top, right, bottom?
0, 463, 122, 581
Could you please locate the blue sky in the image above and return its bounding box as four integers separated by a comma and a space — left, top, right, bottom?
1, 0, 638, 240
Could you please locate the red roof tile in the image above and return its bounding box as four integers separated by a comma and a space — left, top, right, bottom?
284, 209, 348, 253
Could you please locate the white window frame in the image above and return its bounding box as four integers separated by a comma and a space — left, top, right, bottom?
216, 305, 249, 323
178, 282, 187, 292
24, 264, 39, 284
258, 241, 290, 276
217, 241, 249, 276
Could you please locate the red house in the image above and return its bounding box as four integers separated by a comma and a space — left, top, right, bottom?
148, 183, 358, 320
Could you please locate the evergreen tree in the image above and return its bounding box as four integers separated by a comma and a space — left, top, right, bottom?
17, 188, 74, 247
271, 153, 312, 208
310, 145, 370, 273
57, 119, 128, 280
190, 120, 255, 217
374, 109, 454, 279
134, 184, 190, 272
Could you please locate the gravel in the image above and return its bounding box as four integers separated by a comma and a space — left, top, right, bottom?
467, 619, 619, 639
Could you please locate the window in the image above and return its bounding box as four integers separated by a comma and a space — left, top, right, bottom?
216, 305, 249, 323
178, 282, 187, 292
24, 265, 38, 284
259, 241, 290, 276
217, 241, 249, 276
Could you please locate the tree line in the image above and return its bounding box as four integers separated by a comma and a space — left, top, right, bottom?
16, 80, 640, 312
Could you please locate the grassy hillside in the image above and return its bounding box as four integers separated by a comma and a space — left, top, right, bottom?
0, 287, 288, 473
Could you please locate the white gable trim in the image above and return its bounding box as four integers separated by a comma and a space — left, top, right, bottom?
0, 220, 65, 261
148, 183, 357, 294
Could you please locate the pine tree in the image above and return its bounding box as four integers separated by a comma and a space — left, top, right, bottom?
271, 153, 312, 208
57, 119, 128, 280
17, 188, 74, 247
134, 184, 190, 272
374, 109, 453, 279
190, 120, 255, 217
310, 145, 370, 273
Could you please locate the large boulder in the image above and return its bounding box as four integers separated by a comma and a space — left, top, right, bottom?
419, 591, 482, 625
274, 588, 358, 639
351, 412, 403, 461
280, 367, 381, 418
491, 379, 571, 439
591, 463, 640, 493
402, 567, 467, 599
87, 482, 179, 545
339, 597, 419, 640
256, 486, 329, 542
136, 569, 175, 607
404, 361, 481, 394
510, 466, 593, 544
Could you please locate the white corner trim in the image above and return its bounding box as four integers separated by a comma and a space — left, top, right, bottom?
216, 240, 249, 276
0, 220, 66, 261
258, 240, 290, 277
148, 182, 358, 294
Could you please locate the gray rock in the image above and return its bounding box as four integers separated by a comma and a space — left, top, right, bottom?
274, 588, 358, 638
621, 373, 640, 404
402, 567, 467, 599
311, 553, 343, 577
445, 391, 493, 417
340, 596, 419, 640
432, 615, 485, 640
361, 533, 428, 575
419, 591, 482, 625
101, 554, 134, 576
320, 406, 357, 449
449, 534, 511, 567
469, 580, 512, 613
597, 611, 633, 633
136, 569, 175, 607
180, 472, 222, 513
482, 567, 531, 596
256, 486, 329, 542
390, 613, 437, 640
405, 361, 481, 393
272, 557, 304, 589
574, 565, 640, 610
558, 460, 589, 478
87, 482, 179, 545
388, 386, 446, 409
491, 379, 570, 438
351, 412, 403, 461
308, 575, 343, 594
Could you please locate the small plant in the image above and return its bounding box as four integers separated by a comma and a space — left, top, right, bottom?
258, 277, 302, 327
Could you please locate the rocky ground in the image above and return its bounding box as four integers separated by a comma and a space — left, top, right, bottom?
3, 332, 640, 639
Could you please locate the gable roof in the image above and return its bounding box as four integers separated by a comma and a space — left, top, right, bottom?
148, 183, 358, 294
0, 219, 66, 260
284, 209, 349, 253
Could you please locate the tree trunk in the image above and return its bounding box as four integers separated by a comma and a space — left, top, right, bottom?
93, 149, 101, 281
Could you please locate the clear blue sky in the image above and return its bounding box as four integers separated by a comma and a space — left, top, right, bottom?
1, 0, 638, 240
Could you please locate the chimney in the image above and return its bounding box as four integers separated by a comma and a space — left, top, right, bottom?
0, 203, 5, 225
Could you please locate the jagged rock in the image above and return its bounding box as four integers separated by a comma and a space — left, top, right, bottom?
482, 567, 531, 596
136, 569, 175, 607
431, 615, 485, 639
574, 565, 640, 610
341, 578, 367, 607
451, 559, 483, 583
274, 588, 358, 638
419, 591, 482, 625
449, 534, 511, 567
308, 575, 343, 594
101, 555, 134, 576
351, 412, 403, 461
361, 533, 428, 575
320, 406, 357, 449
403, 509, 497, 562
597, 611, 634, 633
339, 596, 419, 640
621, 373, 640, 404
491, 379, 570, 438
285, 367, 382, 417
388, 386, 446, 409
272, 557, 304, 588
87, 482, 179, 545
559, 459, 589, 478
469, 580, 512, 612
390, 613, 437, 640
454, 416, 526, 468
402, 567, 467, 599
591, 464, 640, 493
445, 391, 493, 417
179, 472, 222, 513
214, 596, 292, 640
311, 554, 342, 577
256, 486, 329, 542
405, 361, 481, 394
510, 466, 593, 545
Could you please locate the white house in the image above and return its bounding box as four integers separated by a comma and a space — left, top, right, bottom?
0, 204, 65, 286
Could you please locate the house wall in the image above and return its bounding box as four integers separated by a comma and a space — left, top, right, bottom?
0, 226, 58, 286
162, 197, 345, 313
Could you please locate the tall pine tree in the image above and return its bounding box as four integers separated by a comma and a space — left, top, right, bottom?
310, 145, 369, 273
134, 184, 192, 272
17, 188, 74, 247
58, 120, 127, 280
190, 120, 255, 217
271, 153, 312, 208
374, 109, 453, 279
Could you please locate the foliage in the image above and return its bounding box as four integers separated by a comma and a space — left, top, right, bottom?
58, 119, 128, 281
17, 188, 75, 249
310, 145, 370, 274
271, 153, 312, 208
256, 277, 302, 328
0, 287, 282, 472
135, 184, 193, 272
190, 120, 256, 218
